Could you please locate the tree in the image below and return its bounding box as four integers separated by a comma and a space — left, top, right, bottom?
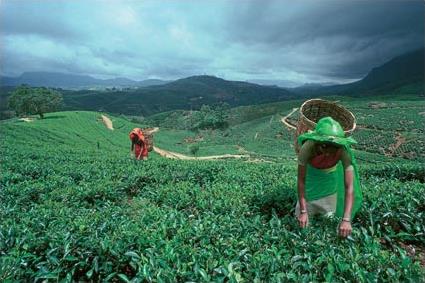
8, 85, 63, 119
188, 144, 200, 156
191, 102, 229, 130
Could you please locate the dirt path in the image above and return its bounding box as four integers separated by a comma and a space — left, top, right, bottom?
145, 127, 159, 134
281, 108, 298, 130
151, 127, 248, 160
153, 146, 248, 160
101, 115, 114, 130
19, 118, 34, 122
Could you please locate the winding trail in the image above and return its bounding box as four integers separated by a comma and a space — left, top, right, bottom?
153, 146, 248, 160
281, 108, 298, 130
145, 127, 159, 134
101, 115, 114, 130
151, 128, 249, 160
19, 118, 34, 122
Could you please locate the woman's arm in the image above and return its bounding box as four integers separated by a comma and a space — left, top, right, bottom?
297, 164, 308, 228
339, 162, 354, 237
343, 169, 354, 219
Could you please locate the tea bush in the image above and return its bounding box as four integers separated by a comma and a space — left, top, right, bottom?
1, 111, 424, 281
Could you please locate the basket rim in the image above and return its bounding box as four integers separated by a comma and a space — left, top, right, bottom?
299, 99, 357, 133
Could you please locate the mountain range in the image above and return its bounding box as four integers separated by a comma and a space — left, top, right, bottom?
0, 72, 170, 89
60, 75, 295, 116
0, 48, 423, 118
291, 48, 424, 96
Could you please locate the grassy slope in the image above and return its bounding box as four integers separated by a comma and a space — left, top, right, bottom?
0, 111, 144, 155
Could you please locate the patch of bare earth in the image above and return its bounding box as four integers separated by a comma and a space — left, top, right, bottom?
184, 135, 204, 143
153, 146, 248, 160
380, 238, 425, 267
101, 115, 114, 130
281, 108, 298, 130
144, 127, 159, 134
19, 118, 34, 122
386, 133, 406, 157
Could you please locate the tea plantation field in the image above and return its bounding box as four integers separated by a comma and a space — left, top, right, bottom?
1, 108, 424, 282
151, 95, 425, 164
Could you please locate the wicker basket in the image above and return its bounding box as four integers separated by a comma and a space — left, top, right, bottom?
142, 129, 154, 152
294, 99, 356, 153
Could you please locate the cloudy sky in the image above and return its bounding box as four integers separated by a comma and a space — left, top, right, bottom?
0, 0, 423, 86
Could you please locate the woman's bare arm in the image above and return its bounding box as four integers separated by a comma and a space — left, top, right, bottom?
297, 165, 307, 210
343, 169, 354, 219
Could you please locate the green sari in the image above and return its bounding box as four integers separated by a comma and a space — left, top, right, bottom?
304, 147, 362, 219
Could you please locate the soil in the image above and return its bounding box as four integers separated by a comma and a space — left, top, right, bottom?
101, 115, 114, 130
386, 133, 407, 156
153, 146, 248, 160
19, 118, 34, 122
150, 128, 248, 160
281, 108, 298, 130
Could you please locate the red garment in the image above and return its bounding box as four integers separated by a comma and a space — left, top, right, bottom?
129, 128, 148, 159
134, 143, 148, 160
310, 148, 342, 169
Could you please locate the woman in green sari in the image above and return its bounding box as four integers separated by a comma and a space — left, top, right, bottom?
296, 117, 362, 238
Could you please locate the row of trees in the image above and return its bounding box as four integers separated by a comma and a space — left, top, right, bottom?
190, 103, 230, 130
6, 86, 230, 128
8, 85, 63, 119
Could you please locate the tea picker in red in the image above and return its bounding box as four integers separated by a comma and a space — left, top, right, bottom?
129, 128, 148, 160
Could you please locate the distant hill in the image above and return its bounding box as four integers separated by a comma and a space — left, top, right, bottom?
58, 75, 296, 116
246, 79, 301, 88
1, 49, 423, 119
291, 48, 424, 96
358, 48, 424, 90
0, 72, 170, 89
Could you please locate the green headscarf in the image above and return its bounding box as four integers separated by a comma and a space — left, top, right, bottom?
298, 117, 362, 219
298, 116, 357, 147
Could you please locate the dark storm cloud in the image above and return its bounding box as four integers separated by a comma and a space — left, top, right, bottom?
224, 0, 424, 80
0, 2, 81, 41
0, 0, 423, 84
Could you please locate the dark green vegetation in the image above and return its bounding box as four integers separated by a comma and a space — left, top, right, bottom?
0, 75, 294, 118
7, 86, 63, 119
1, 94, 424, 281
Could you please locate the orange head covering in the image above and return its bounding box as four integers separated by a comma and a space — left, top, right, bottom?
129, 128, 145, 142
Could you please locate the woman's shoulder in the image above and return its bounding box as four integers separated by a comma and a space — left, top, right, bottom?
300, 139, 315, 149
298, 140, 315, 165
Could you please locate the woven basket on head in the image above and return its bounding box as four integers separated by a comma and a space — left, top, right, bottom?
294, 99, 356, 153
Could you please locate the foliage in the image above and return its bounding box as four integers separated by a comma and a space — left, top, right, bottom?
8, 85, 63, 118
191, 103, 230, 130
188, 144, 200, 156
1, 111, 424, 281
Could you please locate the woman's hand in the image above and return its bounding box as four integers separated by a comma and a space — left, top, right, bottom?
338, 221, 352, 238
298, 212, 309, 228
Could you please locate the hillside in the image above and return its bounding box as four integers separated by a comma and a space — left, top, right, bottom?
0, 111, 155, 160
103, 75, 295, 115
291, 48, 424, 96
149, 94, 425, 163
0, 75, 296, 118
